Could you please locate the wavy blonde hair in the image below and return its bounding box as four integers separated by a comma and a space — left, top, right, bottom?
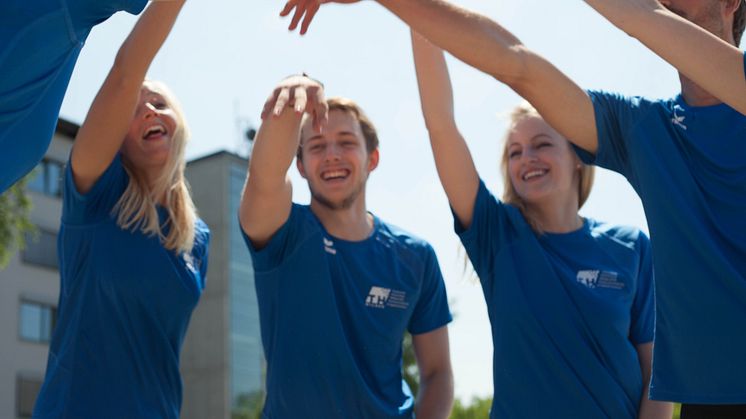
500, 102, 595, 233
113, 80, 197, 254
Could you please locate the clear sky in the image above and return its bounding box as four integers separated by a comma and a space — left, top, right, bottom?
59, 0, 686, 401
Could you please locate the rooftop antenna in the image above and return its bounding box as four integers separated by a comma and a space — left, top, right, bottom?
234, 99, 256, 159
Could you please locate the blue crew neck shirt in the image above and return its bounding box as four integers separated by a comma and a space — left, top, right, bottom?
241, 204, 452, 419
458, 180, 654, 419
575, 62, 746, 402
0, 0, 147, 193
33, 156, 210, 418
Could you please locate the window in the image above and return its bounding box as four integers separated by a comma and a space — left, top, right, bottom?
16, 375, 43, 418
22, 229, 58, 269
19, 301, 56, 343
27, 159, 64, 198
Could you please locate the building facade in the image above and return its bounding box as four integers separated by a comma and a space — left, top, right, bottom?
0, 121, 263, 419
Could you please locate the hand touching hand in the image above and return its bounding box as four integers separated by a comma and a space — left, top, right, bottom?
280, 0, 361, 35
261, 74, 328, 132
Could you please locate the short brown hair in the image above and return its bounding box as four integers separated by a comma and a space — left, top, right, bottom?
297, 97, 379, 160
734, 0, 746, 44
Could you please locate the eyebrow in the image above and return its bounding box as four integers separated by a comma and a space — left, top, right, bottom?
530, 133, 553, 142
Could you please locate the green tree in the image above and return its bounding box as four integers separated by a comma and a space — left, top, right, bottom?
402, 332, 419, 396
0, 177, 34, 268
450, 396, 493, 419
231, 391, 264, 419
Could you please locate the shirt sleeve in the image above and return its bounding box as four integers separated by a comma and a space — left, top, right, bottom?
240, 204, 311, 273
573, 90, 651, 186
62, 154, 129, 226
119, 0, 148, 15
629, 232, 655, 344
68, 0, 148, 31
408, 243, 452, 335
455, 179, 522, 297
194, 220, 211, 290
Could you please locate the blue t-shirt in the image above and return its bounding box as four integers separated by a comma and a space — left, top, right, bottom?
242, 204, 452, 419
577, 74, 746, 403
0, 0, 147, 193
458, 181, 654, 419
33, 155, 210, 418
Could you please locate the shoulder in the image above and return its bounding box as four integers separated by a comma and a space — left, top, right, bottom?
587, 218, 649, 251
375, 218, 436, 260
194, 218, 211, 241
587, 89, 665, 111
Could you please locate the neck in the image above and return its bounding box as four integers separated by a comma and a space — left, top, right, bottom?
678, 29, 736, 107
310, 196, 373, 241
680, 74, 723, 107
525, 195, 583, 234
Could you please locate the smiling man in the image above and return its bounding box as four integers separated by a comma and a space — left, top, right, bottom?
280, 0, 746, 417
238, 75, 453, 419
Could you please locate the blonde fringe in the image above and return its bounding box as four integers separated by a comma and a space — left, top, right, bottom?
113, 81, 197, 254
499, 102, 595, 234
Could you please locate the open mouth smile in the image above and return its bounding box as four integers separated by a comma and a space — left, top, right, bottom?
142, 124, 168, 141
522, 169, 548, 181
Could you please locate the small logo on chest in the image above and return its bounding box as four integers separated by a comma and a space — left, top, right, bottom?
183, 253, 197, 273
365, 286, 409, 310
576, 270, 625, 290
672, 105, 688, 130
323, 237, 337, 255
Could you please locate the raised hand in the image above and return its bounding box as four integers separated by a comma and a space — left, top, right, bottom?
280, 0, 360, 35
261, 74, 328, 132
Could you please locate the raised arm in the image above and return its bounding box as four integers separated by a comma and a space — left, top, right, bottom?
71, 0, 185, 194
584, 0, 746, 114
238, 76, 327, 249
412, 327, 454, 419
411, 31, 479, 228
283, 0, 599, 154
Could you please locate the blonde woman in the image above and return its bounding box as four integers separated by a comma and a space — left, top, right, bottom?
412, 32, 672, 419
33, 1, 210, 417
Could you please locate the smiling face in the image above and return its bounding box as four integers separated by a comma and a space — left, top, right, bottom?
297, 109, 379, 210
505, 115, 581, 207
120, 85, 178, 171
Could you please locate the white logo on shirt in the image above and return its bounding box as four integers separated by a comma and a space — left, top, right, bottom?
577, 270, 600, 288
323, 237, 337, 255
576, 270, 625, 290
672, 105, 687, 130
183, 253, 197, 273
365, 286, 409, 310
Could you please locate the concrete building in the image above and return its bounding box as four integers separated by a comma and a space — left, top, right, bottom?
0, 120, 263, 419
182, 151, 264, 419
0, 119, 75, 418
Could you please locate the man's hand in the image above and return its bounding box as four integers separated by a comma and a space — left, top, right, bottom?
280, 0, 360, 35
260, 74, 328, 132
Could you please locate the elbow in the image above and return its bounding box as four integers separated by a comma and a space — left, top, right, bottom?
489, 44, 532, 88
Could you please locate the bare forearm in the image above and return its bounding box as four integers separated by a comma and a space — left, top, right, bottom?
584, 0, 746, 113
638, 393, 673, 419
114, 0, 185, 80
411, 30, 479, 226
412, 30, 456, 131
249, 109, 304, 191
415, 372, 454, 419
380, 0, 527, 84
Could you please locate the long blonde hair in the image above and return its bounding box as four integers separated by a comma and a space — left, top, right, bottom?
499, 102, 595, 233
113, 80, 197, 254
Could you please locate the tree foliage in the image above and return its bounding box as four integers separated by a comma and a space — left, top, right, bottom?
0, 177, 35, 268
450, 396, 493, 419
231, 391, 264, 419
